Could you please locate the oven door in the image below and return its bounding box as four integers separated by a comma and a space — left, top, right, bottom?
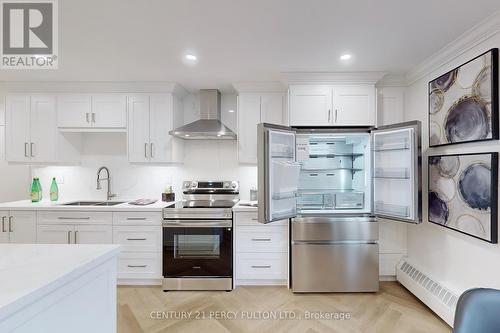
163, 220, 232, 278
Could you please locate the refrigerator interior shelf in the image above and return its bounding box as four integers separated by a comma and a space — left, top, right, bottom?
272, 191, 297, 200
374, 201, 409, 217
301, 168, 363, 173
272, 208, 296, 220
374, 168, 410, 179
309, 153, 364, 159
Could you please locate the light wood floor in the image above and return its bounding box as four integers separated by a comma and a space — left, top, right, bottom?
117, 282, 451, 333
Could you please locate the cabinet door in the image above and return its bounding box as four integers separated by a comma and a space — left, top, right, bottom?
91, 94, 127, 128
0, 212, 9, 243
289, 86, 332, 126
57, 94, 92, 128
9, 211, 37, 243
261, 94, 285, 125
37, 225, 74, 244
149, 94, 173, 163
30, 95, 57, 162
127, 95, 150, 163
75, 225, 112, 244
238, 94, 261, 163
5, 95, 31, 162
333, 86, 375, 126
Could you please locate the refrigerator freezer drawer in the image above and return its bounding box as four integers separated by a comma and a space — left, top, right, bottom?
292, 217, 378, 242
292, 243, 379, 292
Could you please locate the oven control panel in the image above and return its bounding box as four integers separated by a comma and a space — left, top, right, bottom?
182, 180, 239, 193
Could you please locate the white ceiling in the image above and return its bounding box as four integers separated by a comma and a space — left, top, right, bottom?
2, 0, 500, 92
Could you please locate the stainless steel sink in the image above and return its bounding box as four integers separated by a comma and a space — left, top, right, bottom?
94, 201, 126, 206
62, 201, 104, 206
61, 201, 126, 206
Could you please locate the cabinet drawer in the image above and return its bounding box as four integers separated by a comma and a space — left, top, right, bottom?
235, 253, 287, 280
236, 226, 287, 253
234, 212, 287, 226
118, 252, 161, 280
113, 212, 162, 226
37, 211, 112, 225
113, 226, 161, 252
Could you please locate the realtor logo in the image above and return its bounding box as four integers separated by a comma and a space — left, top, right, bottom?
1, 0, 58, 69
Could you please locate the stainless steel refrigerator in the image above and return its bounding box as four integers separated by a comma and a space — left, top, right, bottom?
257, 121, 421, 292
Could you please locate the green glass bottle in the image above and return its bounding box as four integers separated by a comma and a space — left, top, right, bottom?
31, 178, 40, 203
50, 177, 59, 201
35, 177, 42, 201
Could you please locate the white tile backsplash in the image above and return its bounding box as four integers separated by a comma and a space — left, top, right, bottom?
32, 133, 257, 201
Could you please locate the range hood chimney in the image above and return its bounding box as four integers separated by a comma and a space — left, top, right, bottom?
169, 89, 237, 140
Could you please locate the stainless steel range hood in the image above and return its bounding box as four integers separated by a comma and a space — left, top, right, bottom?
169, 89, 237, 140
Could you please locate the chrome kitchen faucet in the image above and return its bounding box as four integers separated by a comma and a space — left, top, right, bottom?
96, 166, 116, 201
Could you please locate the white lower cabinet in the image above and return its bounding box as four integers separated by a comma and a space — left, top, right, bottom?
234, 211, 288, 286
112, 212, 162, 283
0, 211, 36, 243
37, 211, 112, 244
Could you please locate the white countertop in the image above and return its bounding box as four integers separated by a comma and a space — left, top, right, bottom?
0, 199, 175, 212
0, 244, 120, 321
233, 202, 258, 212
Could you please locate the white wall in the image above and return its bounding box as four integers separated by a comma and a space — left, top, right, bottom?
31, 93, 256, 201
404, 22, 500, 291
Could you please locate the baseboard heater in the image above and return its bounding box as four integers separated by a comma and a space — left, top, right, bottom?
396, 258, 458, 326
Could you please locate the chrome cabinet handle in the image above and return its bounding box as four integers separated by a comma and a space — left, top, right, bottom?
126, 238, 147, 241
67, 231, 71, 244
91, 113, 96, 124
30, 143, 35, 157
74, 230, 78, 244
128, 265, 147, 268
126, 217, 147, 221
57, 217, 91, 220
8, 216, 13, 232
251, 265, 271, 268
86, 113, 90, 123
251, 218, 259, 221
150, 142, 154, 158
1, 216, 5, 232
328, 109, 331, 123
251, 238, 271, 241
144, 143, 148, 158
24, 143, 29, 157
335, 109, 338, 122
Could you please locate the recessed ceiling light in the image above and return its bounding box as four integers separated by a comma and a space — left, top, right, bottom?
228, 109, 235, 113
185, 134, 190, 137
340, 54, 352, 61
185, 54, 197, 61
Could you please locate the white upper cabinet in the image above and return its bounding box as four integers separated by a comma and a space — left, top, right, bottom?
56, 94, 91, 128
57, 94, 127, 130
5, 95, 31, 162
289, 85, 376, 127
6, 94, 81, 164
290, 86, 332, 126
91, 94, 127, 128
30, 95, 57, 162
333, 86, 376, 126
127, 94, 183, 163
238, 93, 286, 164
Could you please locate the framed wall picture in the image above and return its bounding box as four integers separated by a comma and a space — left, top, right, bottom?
428, 152, 498, 243
428, 48, 499, 147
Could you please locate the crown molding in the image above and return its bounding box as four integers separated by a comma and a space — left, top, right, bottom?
0, 81, 188, 96
232, 81, 288, 93
282, 71, 386, 85
376, 74, 408, 87
405, 10, 500, 85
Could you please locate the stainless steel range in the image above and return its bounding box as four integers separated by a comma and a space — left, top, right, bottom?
162, 180, 239, 291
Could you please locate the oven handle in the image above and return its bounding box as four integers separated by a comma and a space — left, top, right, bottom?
163, 220, 232, 228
